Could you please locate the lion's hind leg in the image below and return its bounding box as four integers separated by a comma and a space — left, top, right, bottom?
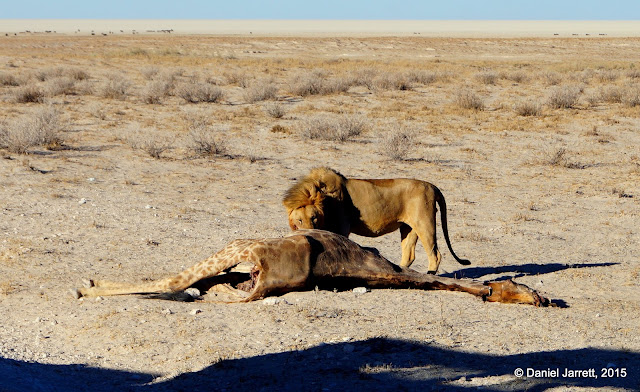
399, 224, 418, 268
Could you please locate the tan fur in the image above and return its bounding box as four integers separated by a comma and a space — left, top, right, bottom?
283, 167, 470, 273
73, 229, 549, 307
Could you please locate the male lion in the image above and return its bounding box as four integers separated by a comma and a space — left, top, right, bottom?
283, 167, 470, 274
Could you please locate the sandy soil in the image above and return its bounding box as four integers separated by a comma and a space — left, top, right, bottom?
0, 33, 639, 391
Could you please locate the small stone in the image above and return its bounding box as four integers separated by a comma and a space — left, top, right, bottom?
162, 308, 174, 315
352, 287, 370, 294
184, 287, 201, 299
88, 177, 95, 182
263, 297, 282, 305
190, 309, 202, 315
78, 198, 87, 205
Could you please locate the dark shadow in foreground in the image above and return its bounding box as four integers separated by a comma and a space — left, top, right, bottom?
2, 338, 637, 392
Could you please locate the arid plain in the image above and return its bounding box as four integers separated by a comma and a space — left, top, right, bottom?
0, 32, 639, 391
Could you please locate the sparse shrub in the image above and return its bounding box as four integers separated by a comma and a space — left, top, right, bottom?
547, 85, 581, 109
626, 69, 640, 79
270, 124, 289, 133
87, 102, 107, 120
101, 73, 131, 100
546, 147, 568, 166
14, 85, 46, 103
374, 72, 412, 91
351, 68, 378, 90
381, 126, 415, 161
0, 106, 63, 153
406, 70, 439, 85
223, 71, 248, 87
595, 69, 620, 83
176, 82, 224, 103
454, 88, 485, 111
622, 85, 640, 107
140, 66, 160, 80
140, 80, 171, 104
515, 101, 542, 116
300, 114, 368, 142
265, 102, 287, 119
321, 76, 354, 94
289, 70, 326, 96
506, 71, 528, 83
189, 126, 227, 156
598, 86, 623, 103
46, 76, 76, 96
541, 71, 562, 86
243, 79, 278, 103
0, 72, 20, 86
476, 70, 498, 85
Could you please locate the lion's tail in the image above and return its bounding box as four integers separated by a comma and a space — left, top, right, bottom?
435, 187, 471, 266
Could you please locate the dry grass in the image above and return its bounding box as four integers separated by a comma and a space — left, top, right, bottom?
176, 81, 225, 103
0, 106, 64, 153
13, 85, 46, 103
453, 88, 485, 111
547, 85, 582, 109
515, 101, 542, 116
380, 126, 415, 161
264, 102, 287, 119
300, 113, 367, 142
101, 73, 132, 100
243, 79, 278, 103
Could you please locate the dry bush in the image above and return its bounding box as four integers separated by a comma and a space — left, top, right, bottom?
140, 80, 172, 104
264, 102, 287, 119
35, 67, 89, 82
374, 72, 412, 91
0, 106, 63, 153
622, 85, 640, 107
140, 66, 160, 80
243, 79, 278, 103
547, 85, 581, 109
541, 71, 562, 86
598, 86, 623, 103
453, 88, 485, 111
475, 70, 499, 85
124, 124, 172, 159
321, 76, 354, 94
46, 77, 76, 96
406, 70, 439, 85
13, 85, 46, 103
87, 102, 107, 120
626, 69, 640, 79
351, 68, 378, 90
515, 101, 542, 116
0, 72, 20, 86
176, 81, 225, 103
223, 71, 249, 87
289, 70, 326, 96
545, 147, 568, 166
380, 126, 415, 161
300, 114, 368, 142
101, 73, 132, 100
595, 69, 620, 83
506, 71, 528, 83
189, 126, 228, 156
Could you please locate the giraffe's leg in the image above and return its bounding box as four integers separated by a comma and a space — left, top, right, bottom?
74, 239, 259, 298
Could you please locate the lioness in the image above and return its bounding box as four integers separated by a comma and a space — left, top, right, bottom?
283, 167, 470, 274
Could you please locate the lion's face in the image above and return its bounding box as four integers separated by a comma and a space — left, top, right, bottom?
288, 205, 325, 231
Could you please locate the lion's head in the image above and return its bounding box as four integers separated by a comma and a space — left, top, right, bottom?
283, 167, 346, 231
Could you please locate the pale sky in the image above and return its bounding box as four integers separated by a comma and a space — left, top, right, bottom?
2, 0, 640, 20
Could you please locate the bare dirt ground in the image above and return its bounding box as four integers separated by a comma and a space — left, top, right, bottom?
0, 34, 639, 391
